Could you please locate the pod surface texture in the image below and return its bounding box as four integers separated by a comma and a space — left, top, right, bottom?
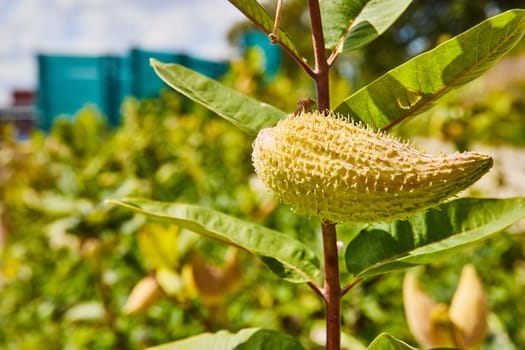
252, 111, 493, 224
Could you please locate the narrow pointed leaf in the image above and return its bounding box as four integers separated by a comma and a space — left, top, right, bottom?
334, 9, 525, 130
147, 328, 305, 350
346, 197, 525, 278
151, 59, 286, 135
228, 0, 303, 59
108, 198, 321, 284
367, 333, 418, 350
321, 0, 412, 52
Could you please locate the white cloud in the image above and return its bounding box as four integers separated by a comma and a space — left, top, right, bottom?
0, 0, 245, 105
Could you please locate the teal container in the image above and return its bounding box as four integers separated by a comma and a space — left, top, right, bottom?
37, 54, 129, 130
37, 49, 229, 131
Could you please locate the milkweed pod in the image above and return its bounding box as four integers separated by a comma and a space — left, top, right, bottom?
449, 265, 488, 348
188, 248, 242, 306
252, 111, 493, 223
403, 272, 456, 348
123, 275, 161, 315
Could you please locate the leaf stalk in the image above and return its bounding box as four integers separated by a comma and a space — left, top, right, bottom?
268, 0, 283, 44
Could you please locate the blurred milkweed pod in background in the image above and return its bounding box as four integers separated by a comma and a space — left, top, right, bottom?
403, 272, 456, 348
403, 265, 488, 348
252, 111, 493, 224
183, 248, 243, 306
449, 264, 489, 348
123, 275, 161, 315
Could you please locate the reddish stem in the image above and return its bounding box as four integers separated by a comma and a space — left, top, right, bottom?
308, 0, 330, 111
321, 221, 341, 350
307, 1, 340, 349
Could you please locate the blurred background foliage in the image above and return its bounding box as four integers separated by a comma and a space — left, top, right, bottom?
1, 1, 525, 349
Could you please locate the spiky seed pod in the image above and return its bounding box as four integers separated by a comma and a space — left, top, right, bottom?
252, 111, 493, 223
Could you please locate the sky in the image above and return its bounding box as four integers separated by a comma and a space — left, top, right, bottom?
0, 0, 245, 106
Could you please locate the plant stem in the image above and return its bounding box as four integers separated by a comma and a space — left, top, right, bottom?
307, 1, 340, 348
308, 0, 330, 111
321, 221, 341, 350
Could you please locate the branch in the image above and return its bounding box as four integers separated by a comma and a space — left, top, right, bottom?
308, 281, 325, 299
327, 50, 340, 67
230, 3, 316, 78
341, 278, 363, 297
326, 19, 356, 67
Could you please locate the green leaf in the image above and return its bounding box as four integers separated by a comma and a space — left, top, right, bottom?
367, 333, 418, 350
334, 9, 525, 130
346, 197, 525, 278
146, 328, 305, 350
107, 198, 321, 284
228, 0, 303, 59
321, 0, 412, 52
151, 59, 286, 136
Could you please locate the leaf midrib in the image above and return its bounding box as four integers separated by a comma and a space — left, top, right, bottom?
380, 18, 523, 131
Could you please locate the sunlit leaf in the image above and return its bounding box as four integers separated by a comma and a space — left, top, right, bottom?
367, 333, 421, 350
321, 0, 412, 52
346, 197, 525, 278
108, 198, 321, 284
151, 59, 286, 136
228, 0, 303, 59
146, 328, 305, 350
334, 9, 525, 130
